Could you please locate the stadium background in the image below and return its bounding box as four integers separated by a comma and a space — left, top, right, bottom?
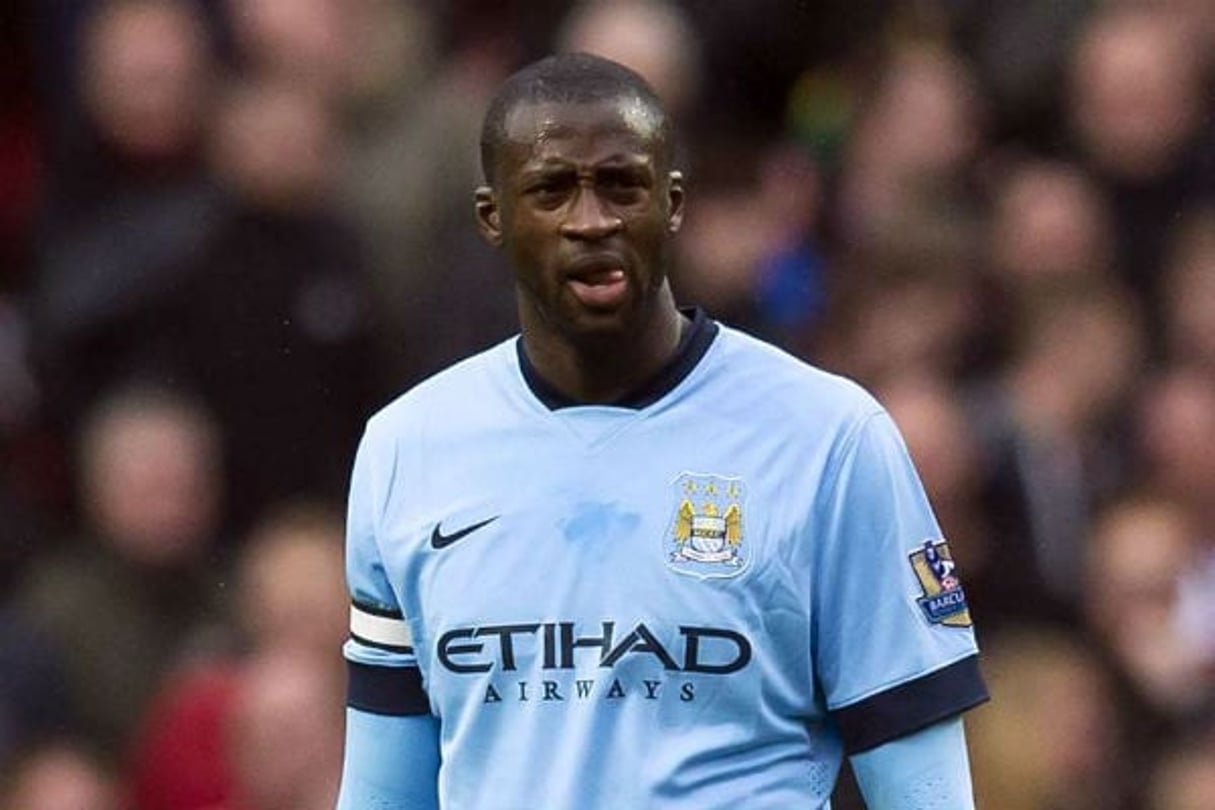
1, 0, 1213, 807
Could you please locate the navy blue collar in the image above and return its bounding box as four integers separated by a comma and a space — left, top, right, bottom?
517, 307, 718, 411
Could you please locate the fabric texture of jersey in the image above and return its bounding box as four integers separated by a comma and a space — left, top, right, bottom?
343, 312, 987, 809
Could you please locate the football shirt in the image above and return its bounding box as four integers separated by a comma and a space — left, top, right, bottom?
344, 310, 987, 809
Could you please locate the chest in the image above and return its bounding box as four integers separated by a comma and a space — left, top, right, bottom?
383, 411, 829, 670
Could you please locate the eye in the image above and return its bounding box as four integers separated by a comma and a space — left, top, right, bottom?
524, 175, 574, 208
598, 169, 648, 204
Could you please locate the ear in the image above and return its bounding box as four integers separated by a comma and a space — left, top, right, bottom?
666, 171, 685, 234
474, 185, 503, 246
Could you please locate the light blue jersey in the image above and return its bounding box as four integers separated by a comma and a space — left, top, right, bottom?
343, 310, 987, 809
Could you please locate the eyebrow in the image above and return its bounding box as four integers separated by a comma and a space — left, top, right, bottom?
517, 164, 575, 184
522, 153, 652, 173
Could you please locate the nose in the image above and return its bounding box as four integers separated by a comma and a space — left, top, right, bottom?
559, 187, 622, 241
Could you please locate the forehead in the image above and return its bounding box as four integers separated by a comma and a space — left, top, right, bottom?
500, 97, 664, 167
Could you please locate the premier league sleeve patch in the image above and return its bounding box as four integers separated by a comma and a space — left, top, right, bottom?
908, 539, 972, 627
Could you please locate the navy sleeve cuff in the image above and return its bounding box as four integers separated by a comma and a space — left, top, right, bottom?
834, 654, 989, 755
347, 660, 431, 716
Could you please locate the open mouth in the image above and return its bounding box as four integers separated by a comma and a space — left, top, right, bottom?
565, 259, 629, 310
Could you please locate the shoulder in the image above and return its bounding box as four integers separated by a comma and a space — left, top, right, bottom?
348, 340, 519, 520
704, 325, 884, 430
364, 339, 517, 442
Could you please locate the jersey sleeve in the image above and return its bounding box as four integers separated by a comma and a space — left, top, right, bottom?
343, 426, 430, 717
812, 411, 988, 754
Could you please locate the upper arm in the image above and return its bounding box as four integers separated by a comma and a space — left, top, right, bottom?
343, 426, 430, 716
812, 412, 988, 754
338, 427, 439, 809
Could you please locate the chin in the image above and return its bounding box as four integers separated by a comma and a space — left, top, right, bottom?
560, 308, 636, 343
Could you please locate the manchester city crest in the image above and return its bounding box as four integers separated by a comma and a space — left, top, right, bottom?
666, 472, 749, 579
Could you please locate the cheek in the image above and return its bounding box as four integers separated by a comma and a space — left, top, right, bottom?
504, 226, 547, 266
631, 215, 674, 262
504, 205, 553, 242
504, 234, 557, 296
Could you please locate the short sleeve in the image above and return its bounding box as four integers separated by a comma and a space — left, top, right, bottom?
812, 412, 987, 754
343, 426, 430, 716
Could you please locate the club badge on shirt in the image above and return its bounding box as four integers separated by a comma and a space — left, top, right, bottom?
666, 472, 749, 579
909, 538, 972, 627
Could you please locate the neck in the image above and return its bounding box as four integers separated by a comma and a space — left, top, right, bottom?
520, 289, 686, 405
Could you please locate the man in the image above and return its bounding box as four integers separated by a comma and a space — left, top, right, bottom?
337, 53, 988, 809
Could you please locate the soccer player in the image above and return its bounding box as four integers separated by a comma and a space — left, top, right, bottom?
337, 53, 988, 809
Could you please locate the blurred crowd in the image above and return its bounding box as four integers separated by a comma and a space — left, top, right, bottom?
0, 0, 1212, 808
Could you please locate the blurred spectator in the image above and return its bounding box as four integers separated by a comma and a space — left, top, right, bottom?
676, 141, 826, 345
340, 0, 437, 118
81, 0, 212, 169
226, 0, 355, 100
820, 210, 983, 386
968, 628, 1127, 809
947, 0, 1092, 150
987, 156, 1115, 296
975, 155, 1119, 374
0, 609, 71, 772
0, 739, 120, 810
1083, 494, 1211, 755
340, 6, 521, 388
1066, 2, 1215, 319
44, 0, 216, 227
1149, 733, 1215, 810
836, 42, 984, 245
231, 504, 347, 658
208, 79, 335, 210
128, 502, 346, 810
1161, 207, 1215, 372
147, 76, 377, 534
8, 384, 227, 753
127, 665, 238, 810
1158, 0, 1215, 48
971, 280, 1142, 619
1068, 4, 1209, 186
556, 0, 701, 122
33, 0, 223, 434
221, 649, 344, 810
1137, 368, 1215, 533
1135, 369, 1215, 671
27, 0, 388, 554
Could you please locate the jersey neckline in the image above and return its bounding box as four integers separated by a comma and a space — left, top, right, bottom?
515, 307, 719, 411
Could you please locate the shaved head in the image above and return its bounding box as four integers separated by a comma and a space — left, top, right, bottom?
479, 52, 673, 186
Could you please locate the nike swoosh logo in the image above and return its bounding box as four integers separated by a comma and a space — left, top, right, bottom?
430, 516, 499, 549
